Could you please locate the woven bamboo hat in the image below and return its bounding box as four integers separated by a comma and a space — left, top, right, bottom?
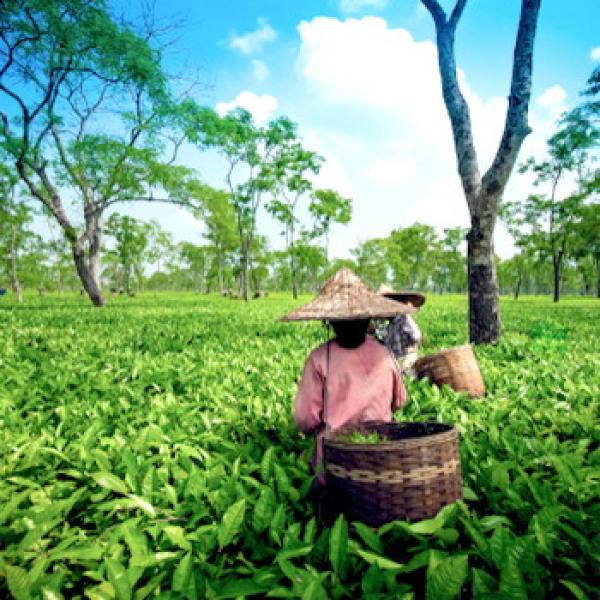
377, 284, 426, 308
281, 268, 416, 322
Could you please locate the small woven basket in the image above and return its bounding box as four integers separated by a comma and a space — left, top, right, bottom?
324, 421, 462, 525
414, 345, 485, 398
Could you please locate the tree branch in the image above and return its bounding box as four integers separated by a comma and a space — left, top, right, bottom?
449, 0, 468, 30
50, 122, 92, 205
481, 0, 541, 203
421, 0, 481, 208
0, 8, 42, 79
103, 195, 198, 210
421, 0, 447, 28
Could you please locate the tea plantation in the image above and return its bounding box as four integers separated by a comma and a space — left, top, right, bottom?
1, 293, 598, 599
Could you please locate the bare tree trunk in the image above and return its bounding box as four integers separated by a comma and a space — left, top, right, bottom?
125, 266, 132, 296
216, 245, 225, 294
241, 246, 249, 301
552, 252, 562, 303
72, 241, 105, 306
290, 221, 298, 300
422, 0, 541, 344
89, 217, 103, 292
10, 224, 23, 303
514, 270, 522, 300
251, 263, 259, 296
467, 214, 500, 341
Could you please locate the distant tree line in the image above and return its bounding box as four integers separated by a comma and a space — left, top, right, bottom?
499, 66, 600, 300
0, 1, 597, 306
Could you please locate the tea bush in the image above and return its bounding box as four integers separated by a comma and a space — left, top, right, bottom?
1, 293, 598, 598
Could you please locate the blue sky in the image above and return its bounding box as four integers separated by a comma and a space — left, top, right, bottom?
104, 0, 600, 258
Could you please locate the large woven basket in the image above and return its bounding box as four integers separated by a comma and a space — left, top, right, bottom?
324, 421, 462, 525
414, 345, 485, 398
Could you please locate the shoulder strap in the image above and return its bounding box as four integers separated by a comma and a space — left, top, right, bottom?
323, 340, 331, 433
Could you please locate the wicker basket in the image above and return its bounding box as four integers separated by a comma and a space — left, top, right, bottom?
414, 345, 485, 398
324, 421, 462, 525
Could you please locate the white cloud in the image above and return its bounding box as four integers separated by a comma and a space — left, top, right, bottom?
362, 156, 418, 187
251, 59, 270, 82
339, 0, 388, 14
590, 46, 600, 61
293, 16, 564, 259
229, 18, 277, 55
215, 91, 279, 124
537, 84, 567, 109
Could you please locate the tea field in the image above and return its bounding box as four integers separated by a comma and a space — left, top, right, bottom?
1, 293, 599, 599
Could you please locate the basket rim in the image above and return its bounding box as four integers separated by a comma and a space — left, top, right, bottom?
414, 344, 473, 366
324, 421, 457, 451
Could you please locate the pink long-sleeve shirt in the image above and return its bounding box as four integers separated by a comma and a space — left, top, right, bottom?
294, 336, 407, 482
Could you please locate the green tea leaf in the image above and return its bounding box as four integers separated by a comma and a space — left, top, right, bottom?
91, 472, 130, 495
261, 447, 275, 482
163, 525, 192, 551
50, 544, 103, 562
214, 578, 269, 599
6, 565, 31, 600
172, 551, 196, 598
329, 514, 348, 579
354, 548, 404, 570
218, 498, 246, 549
353, 522, 384, 554
105, 558, 132, 600
499, 556, 527, 600
253, 486, 276, 533
426, 552, 468, 600
41, 586, 64, 600
559, 579, 587, 600
126, 494, 156, 517
301, 578, 328, 600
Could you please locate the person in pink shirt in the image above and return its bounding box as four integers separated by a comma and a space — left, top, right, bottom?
281, 269, 415, 492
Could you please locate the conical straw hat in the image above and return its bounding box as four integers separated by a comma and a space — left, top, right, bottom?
377, 284, 426, 308
281, 268, 416, 321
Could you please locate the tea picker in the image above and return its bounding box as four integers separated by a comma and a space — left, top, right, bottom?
281, 268, 411, 475
373, 284, 426, 376
282, 268, 463, 525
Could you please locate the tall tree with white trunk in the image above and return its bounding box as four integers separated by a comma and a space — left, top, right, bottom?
421, 0, 542, 343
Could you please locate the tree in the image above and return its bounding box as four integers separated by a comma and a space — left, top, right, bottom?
497, 252, 534, 299
266, 136, 322, 299
386, 223, 438, 289
249, 234, 272, 295
178, 242, 210, 293
432, 227, 467, 293
104, 213, 149, 295
421, 0, 541, 343
193, 184, 241, 294
512, 77, 598, 302
572, 202, 600, 297
308, 189, 352, 260
0, 162, 34, 301
352, 238, 388, 289
186, 106, 299, 301
39, 231, 78, 293
0, 0, 198, 306
146, 220, 174, 289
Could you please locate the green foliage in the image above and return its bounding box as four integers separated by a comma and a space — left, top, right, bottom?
336, 431, 389, 444
104, 214, 150, 294
504, 65, 600, 302
351, 224, 467, 293
0, 0, 201, 304
0, 293, 599, 598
